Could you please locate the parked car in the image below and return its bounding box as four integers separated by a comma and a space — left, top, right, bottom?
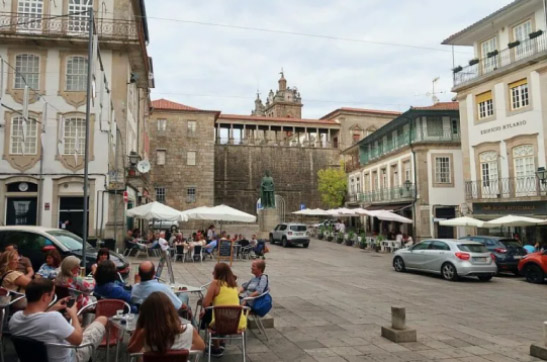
392, 239, 497, 281
459, 236, 526, 275
518, 250, 547, 284
270, 223, 310, 248
0, 226, 130, 278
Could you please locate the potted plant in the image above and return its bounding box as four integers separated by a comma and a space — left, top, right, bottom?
346, 231, 355, 246
359, 233, 367, 249
318, 226, 325, 240
468, 58, 479, 66
453, 65, 463, 73
375, 235, 384, 252
326, 225, 334, 241
508, 40, 520, 49
487, 50, 498, 58
529, 30, 543, 39
336, 232, 344, 244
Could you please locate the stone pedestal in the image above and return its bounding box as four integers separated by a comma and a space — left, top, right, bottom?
381, 306, 417, 343
258, 208, 279, 239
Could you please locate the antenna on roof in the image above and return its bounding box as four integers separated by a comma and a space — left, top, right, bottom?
426, 77, 440, 104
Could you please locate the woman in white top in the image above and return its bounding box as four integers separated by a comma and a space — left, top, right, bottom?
128, 291, 204, 354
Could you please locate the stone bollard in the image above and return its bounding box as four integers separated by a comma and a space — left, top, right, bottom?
530, 321, 547, 360
381, 306, 417, 343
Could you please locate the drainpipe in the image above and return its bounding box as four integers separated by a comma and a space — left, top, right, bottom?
408, 117, 418, 240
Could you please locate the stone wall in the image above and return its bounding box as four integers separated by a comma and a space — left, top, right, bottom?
215, 145, 340, 218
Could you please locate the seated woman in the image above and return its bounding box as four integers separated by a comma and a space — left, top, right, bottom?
56, 256, 94, 309
93, 260, 136, 312
36, 249, 62, 279
90, 248, 110, 276
239, 260, 268, 307
128, 291, 204, 354
0, 250, 31, 305
202, 263, 247, 357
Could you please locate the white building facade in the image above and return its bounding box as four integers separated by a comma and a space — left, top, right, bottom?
0, 0, 152, 246
443, 0, 547, 242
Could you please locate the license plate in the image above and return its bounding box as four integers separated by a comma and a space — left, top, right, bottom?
474, 257, 486, 262
513, 255, 522, 259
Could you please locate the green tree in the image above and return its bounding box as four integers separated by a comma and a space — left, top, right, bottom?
317, 164, 347, 208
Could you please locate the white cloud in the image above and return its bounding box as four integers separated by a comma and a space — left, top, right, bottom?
145, 0, 514, 118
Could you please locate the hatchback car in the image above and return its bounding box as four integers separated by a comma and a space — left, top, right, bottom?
0, 226, 130, 277
518, 250, 547, 284
459, 236, 526, 274
270, 223, 309, 248
392, 239, 497, 281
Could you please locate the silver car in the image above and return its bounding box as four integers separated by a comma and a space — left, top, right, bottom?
270, 223, 310, 248
392, 239, 497, 281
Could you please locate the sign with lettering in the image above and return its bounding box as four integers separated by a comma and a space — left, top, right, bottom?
480, 120, 526, 135
473, 201, 547, 215
217, 239, 234, 266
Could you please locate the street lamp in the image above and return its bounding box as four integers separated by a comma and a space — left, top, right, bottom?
404, 179, 412, 191
128, 151, 140, 167
536, 167, 547, 185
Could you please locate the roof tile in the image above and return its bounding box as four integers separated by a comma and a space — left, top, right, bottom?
151, 98, 199, 111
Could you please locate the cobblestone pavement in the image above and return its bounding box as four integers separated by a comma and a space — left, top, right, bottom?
136, 229, 547, 362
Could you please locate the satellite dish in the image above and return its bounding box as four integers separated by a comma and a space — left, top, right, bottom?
137, 160, 151, 173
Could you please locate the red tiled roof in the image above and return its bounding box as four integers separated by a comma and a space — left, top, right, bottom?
218, 114, 337, 126
411, 102, 459, 111
151, 98, 199, 111
320, 107, 401, 120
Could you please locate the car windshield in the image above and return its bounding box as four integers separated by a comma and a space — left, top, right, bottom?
458, 244, 487, 253
500, 239, 521, 248
290, 225, 307, 231
46, 230, 93, 251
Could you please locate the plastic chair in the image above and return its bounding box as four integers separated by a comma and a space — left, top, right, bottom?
242, 290, 271, 341
192, 245, 203, 263
205, 305, 250, 362
11, 334, 96, 362
129, 349, 202, 362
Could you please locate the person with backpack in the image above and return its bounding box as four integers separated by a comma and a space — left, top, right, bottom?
239, 260, 268, 306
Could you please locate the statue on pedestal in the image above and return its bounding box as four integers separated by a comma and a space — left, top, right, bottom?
260, 170, 275, 208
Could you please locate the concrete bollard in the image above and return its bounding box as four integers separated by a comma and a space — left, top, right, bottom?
544, 321, 547, 346
392, 306, 406, 330
529, 321, 547, 360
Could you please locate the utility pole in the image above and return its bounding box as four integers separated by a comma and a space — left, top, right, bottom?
82, 8, 94, 270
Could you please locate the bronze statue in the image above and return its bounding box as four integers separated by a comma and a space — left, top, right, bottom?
260, 170, 276, 208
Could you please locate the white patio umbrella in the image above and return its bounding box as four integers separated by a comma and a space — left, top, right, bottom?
439, 216, 485, 227
327, 207, 357, 216
126, 201, 188, 221
483, 215, 547, 227
373, 210, 413, 224
306, 208, 332, 216
182, 204, 256, 223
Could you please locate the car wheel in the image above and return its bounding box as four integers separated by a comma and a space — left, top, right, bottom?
524, 264, 545, 284
478, 275, 493, 281
282, 237, 288, 248
269, 234, 274, 244
441, 263, 459, 281
393, 257, 406, 272
303, 243, 309, 248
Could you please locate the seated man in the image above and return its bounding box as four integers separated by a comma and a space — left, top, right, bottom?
131, 261, 189, 314
9, 278, 107, 362
239, 260, 268, 307
203, 238, 218, 256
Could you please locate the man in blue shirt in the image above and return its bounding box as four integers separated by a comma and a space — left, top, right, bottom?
131, 261, 189, 312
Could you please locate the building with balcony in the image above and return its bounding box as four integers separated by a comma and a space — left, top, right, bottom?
443, 0, 547, 241
0, 0, 153, 247
346, 102, 463, 240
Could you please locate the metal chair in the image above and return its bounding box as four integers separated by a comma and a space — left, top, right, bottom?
0, 288, 25, 362
129, 349, 202, 362
11, 334, 97, 362
205, 305, 250, 362
242, 290, 271, 341
191, 245, 203, 263
174, 245, 185, 262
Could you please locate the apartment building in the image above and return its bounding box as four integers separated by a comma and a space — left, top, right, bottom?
443, 0, 547, 241
0, 0, 152, 246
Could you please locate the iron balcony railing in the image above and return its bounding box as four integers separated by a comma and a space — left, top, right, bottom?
465, 176, 547, 200
347, 183, 416, 204
454, 32, 547, 87
0, 12, 139, 41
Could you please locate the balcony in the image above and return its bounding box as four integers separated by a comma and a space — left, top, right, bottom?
347, 183, 416, 204
345, 160, 360, 173
465, 176, 547, 200
0, 12, 139, 43
454, 32, 547, 88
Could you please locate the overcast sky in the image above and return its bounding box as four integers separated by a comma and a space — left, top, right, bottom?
145, 0, 514, 119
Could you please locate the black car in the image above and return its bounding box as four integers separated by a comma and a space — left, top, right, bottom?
459, 235, 527, 274
0, 226, 130, 278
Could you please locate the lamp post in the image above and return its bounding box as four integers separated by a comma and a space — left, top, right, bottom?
536, 167, 547, 195
404, 179, 412, 191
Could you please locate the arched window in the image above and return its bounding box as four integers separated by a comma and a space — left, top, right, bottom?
513, 145, 535, 196
10, 116, 38, 154
68, 0, 93, 33
66, 56, 88, 91
14, 54, 39, 89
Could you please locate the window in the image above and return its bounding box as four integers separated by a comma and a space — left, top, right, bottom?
426, 117, 443, 137
356, 177, 361, 193
186, 151, 196, 166
66, 56, 87, 91
68, 0, 92, 33
186, 187, 196, 203
157, 119, 167, 132
63, 117, 85, 155
17, 0, 43, 32
155, 187, 165, 203
403, 161, 411, 182
14, 54, 39, 89
435, 156, 451, 184
509, 79, 529, 110
10, 116, 38, 154
476, 91, 494, 119
513, 20, 533, 60
451, 119, 459, 135
187, 121, 197, 137
156, 150, 166, 165
381, 169, 387, 189
481, 37, 498, 73
513, 145, 535, 196
480, 152, 498, 188
349, 178, 355, 194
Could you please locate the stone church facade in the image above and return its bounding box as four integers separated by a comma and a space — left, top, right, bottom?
149, 73, 400, 217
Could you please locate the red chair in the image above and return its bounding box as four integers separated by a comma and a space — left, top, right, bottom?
144, 349, 189, 361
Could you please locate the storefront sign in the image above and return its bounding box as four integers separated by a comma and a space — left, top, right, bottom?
473, 201, 547, 215
480, 120, 526, 135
